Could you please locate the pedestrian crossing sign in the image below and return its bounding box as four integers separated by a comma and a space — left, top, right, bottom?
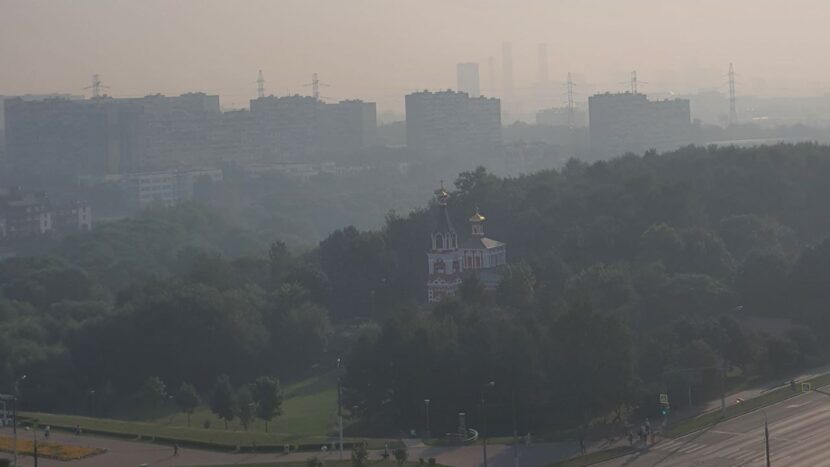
802, 382, 811, 393
659, 393, 669, 404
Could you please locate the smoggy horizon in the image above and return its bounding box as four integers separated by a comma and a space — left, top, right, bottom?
2, 0, 829, 114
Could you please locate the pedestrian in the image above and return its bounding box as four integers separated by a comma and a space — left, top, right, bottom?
627, 430, 634, 446
75, 424, 81, 436
384, 443, 389, 457
44, 425, 50, 439
174, 443, 179, 456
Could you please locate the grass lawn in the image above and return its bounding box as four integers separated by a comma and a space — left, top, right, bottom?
665, 372, 830, 438
19, 372, 397, 450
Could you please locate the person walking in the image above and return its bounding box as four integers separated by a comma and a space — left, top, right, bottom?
173, 443, 179, 456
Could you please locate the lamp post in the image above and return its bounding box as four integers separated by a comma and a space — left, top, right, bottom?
736, 398, 770, 467
424, 399, 431, 440
13, 374, 27, 467
481, 381, 495, 467
336, 357, 344, 461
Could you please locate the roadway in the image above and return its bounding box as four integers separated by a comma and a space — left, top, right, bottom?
600, 388, 830, 466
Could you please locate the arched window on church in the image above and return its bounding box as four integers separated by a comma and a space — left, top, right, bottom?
433, 233, 443, 250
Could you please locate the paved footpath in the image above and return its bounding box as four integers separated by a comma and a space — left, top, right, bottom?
0, 428, 579, 467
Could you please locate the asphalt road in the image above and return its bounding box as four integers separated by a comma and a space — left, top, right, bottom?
600, 388, 830, 466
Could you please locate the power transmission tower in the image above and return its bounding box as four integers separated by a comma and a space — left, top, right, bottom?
566, 72, 575, 129
728, 63, 738, 125
257, 70, 266, 98
631, 71, 638, 94
84, 74, 108, 98
303, 73, 330, 101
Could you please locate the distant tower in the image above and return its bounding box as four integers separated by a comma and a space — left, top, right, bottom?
728, 63, 738, 125
566, 72, 576, 129
487, 56, 496, 96
538, 43, 549, 84
257, 70, 266, 98
457, 63, 481, 97
87, 74, 104, 98
501, 42, 514, 97
630, 71, 638, 94
303, 73, 329, 101
310, 73, 320, 100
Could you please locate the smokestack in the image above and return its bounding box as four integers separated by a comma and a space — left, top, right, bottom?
502, 42, 513, 97
538, 43, 549, 84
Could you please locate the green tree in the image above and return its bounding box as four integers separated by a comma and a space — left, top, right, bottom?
210, 375, 237, 429
237, 385, 255, 430
175, 382, 201, 427
139, 376, 167, 409
393, 446, 408, 467
254, 376, 283, 432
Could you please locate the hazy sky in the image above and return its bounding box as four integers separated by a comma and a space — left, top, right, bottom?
2, 0, 829, 112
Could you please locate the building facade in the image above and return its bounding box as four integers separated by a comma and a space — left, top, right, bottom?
0, 188, 91, 240
426, 188, 507, 303
125, 167, 223, 209
249, 95, 377, 159
405, 90, 501, 158
588, 92, 692, 159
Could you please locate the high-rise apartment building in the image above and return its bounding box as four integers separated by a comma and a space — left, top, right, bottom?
405, 90, 501, 158
249, 95, 377, 158
588, 92, 693, 158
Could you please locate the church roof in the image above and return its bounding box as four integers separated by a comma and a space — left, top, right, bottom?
459, 236, 504, 250
432, 204, 455, 233
469, 208, 486, 223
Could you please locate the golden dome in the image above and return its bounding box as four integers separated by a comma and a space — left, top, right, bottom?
469, 208, 486, 222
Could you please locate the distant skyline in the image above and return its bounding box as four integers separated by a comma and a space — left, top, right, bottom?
2, 0, 830, 113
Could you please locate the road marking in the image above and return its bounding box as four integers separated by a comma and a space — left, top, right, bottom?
709, 430, 744, 435
787, 402, 811, 408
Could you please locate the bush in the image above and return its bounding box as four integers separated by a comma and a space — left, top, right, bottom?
428, 458, 437, 465
203, 419, 211, 429
307, 456, 324, 467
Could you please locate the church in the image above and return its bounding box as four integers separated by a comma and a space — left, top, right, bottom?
426, 186, 507, 303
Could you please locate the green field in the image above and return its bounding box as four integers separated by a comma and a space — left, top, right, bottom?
20, 372, 396, 450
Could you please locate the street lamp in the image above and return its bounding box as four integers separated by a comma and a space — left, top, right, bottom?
480, 381, 495, 467
336, 357, 344, 461
424, 399, 431, 440
736, 398, 770, 467
13, 374, 27, 467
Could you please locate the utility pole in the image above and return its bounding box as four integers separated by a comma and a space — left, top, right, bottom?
764, 411, 771, 467
84, 74, 108, 98
336, 358, 344, 461
481, 381, 495, 467
256, 70, 266, 98
566, 73, 575, 129
512, 389, 519, 467
424, 399, 431, 440
720, 359, 727, 418
728, 63, 738, 125
303, 73, 330, 101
